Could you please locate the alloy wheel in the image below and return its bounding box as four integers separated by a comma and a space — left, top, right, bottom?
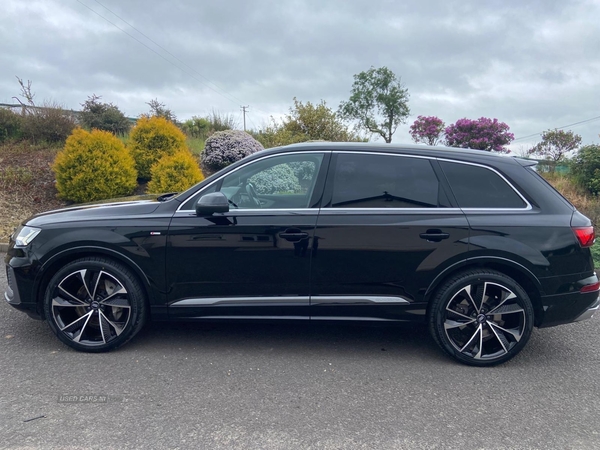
51, 268, 132, 346
443, 281, 527, 361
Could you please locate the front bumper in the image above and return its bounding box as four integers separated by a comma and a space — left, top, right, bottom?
4, 259, 43, 320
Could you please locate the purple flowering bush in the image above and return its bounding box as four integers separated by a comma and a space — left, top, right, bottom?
409, 115, 445, 146
445, 117, 514, 153
201, 130, 264, 175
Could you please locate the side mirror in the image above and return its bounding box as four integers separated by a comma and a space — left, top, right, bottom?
195, 192, 230, 216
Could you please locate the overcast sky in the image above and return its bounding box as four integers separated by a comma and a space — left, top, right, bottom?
1, 0, 599, 152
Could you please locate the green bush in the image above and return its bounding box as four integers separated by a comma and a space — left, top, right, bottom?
181, 116, 211, 140
129, 116, 187, 180
79, 95, 131, 136
571, 144, 600, 194
147, 150, 204, 193
53, 128, 138, 203
21, 101, 77, 144
0, 108, 22, 142
591, 241, 600, 268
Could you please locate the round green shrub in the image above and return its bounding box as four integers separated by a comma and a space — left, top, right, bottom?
129, 116, 187, 180
147, 150, 205, 194
53, 128, 138, 203
201, 130, 263, 175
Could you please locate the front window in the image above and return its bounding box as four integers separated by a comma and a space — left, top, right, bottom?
180, 153, 325, 211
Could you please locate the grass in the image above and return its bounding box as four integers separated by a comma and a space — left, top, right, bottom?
186, 136, 205, 155
542, 172, 600, 225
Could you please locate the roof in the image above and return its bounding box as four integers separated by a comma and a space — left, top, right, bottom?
257, 141, 527, 167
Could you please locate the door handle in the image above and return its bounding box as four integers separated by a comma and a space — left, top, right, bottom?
279, 230, 309, 242
419, 230, 450, 242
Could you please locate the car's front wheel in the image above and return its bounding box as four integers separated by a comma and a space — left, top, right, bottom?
429, 270, 534, 366
43, 257, 147, 352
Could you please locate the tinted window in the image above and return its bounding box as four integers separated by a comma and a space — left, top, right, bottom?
219, 153, 324, 209
440, 161, 526, 208
330, 153, 442, 208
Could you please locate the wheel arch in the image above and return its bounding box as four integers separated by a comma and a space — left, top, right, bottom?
425, 257, 544, 326
34, 246, 153, 319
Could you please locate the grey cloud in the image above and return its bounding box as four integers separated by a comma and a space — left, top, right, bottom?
1, 0, 599, 148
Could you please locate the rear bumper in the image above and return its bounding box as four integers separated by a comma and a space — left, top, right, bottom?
538, 272, 600, 328
574, 296, 600, 322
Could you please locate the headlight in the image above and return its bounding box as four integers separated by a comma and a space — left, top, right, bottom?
13, 226, 42, 247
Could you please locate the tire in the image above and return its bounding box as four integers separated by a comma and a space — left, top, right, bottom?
429, 269, 534, 366
43, 257, 148, 352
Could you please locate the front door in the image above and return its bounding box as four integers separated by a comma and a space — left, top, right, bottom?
167, 151, 329, 320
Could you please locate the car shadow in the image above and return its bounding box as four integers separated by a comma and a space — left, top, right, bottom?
131, 319, 443, 361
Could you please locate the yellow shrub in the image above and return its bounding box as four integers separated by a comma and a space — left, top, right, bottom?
129, 116, 187, 180
53, 128, 138, 203
146, 150, 204, 193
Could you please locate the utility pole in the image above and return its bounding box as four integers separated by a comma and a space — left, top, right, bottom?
241, 105, 249, 131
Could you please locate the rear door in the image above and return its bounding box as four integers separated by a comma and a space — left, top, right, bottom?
309, 151, 470, 322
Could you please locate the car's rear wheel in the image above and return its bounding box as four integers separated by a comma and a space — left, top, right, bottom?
43, 257, 147, 352
429, 270, 534, 366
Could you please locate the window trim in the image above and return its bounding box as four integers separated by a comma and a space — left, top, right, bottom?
324, 151, 448, 210
177, 150, 532, 213
437, 158, 532, 211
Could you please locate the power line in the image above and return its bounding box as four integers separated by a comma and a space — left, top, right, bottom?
514, 115, 600, 142
90, 0, 247, 107
75, 0, 245, 109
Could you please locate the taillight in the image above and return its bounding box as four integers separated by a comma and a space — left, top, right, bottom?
573, 226, 595, 247
581, 281, 600, 293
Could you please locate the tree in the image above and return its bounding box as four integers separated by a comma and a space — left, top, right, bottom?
254, 98, 365, 148
338, 66, 410, 143
79, 95, 131, 135
284, 97, 364, 142
528, 129, 582, 162
146, 98, 177, 123
409, 115, 445, 146
445, 117, 514, 153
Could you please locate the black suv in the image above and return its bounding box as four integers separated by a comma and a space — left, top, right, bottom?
4, 142, 599, 365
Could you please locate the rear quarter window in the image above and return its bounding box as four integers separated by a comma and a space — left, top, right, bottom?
439, 161, 527, 209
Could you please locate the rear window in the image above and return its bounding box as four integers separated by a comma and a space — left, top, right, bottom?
330, 153, 445, 208
440, 161, 527, 209
526, 166, 575, 209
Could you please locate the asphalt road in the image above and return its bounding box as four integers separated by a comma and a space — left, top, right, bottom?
1, 255, 599, 450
